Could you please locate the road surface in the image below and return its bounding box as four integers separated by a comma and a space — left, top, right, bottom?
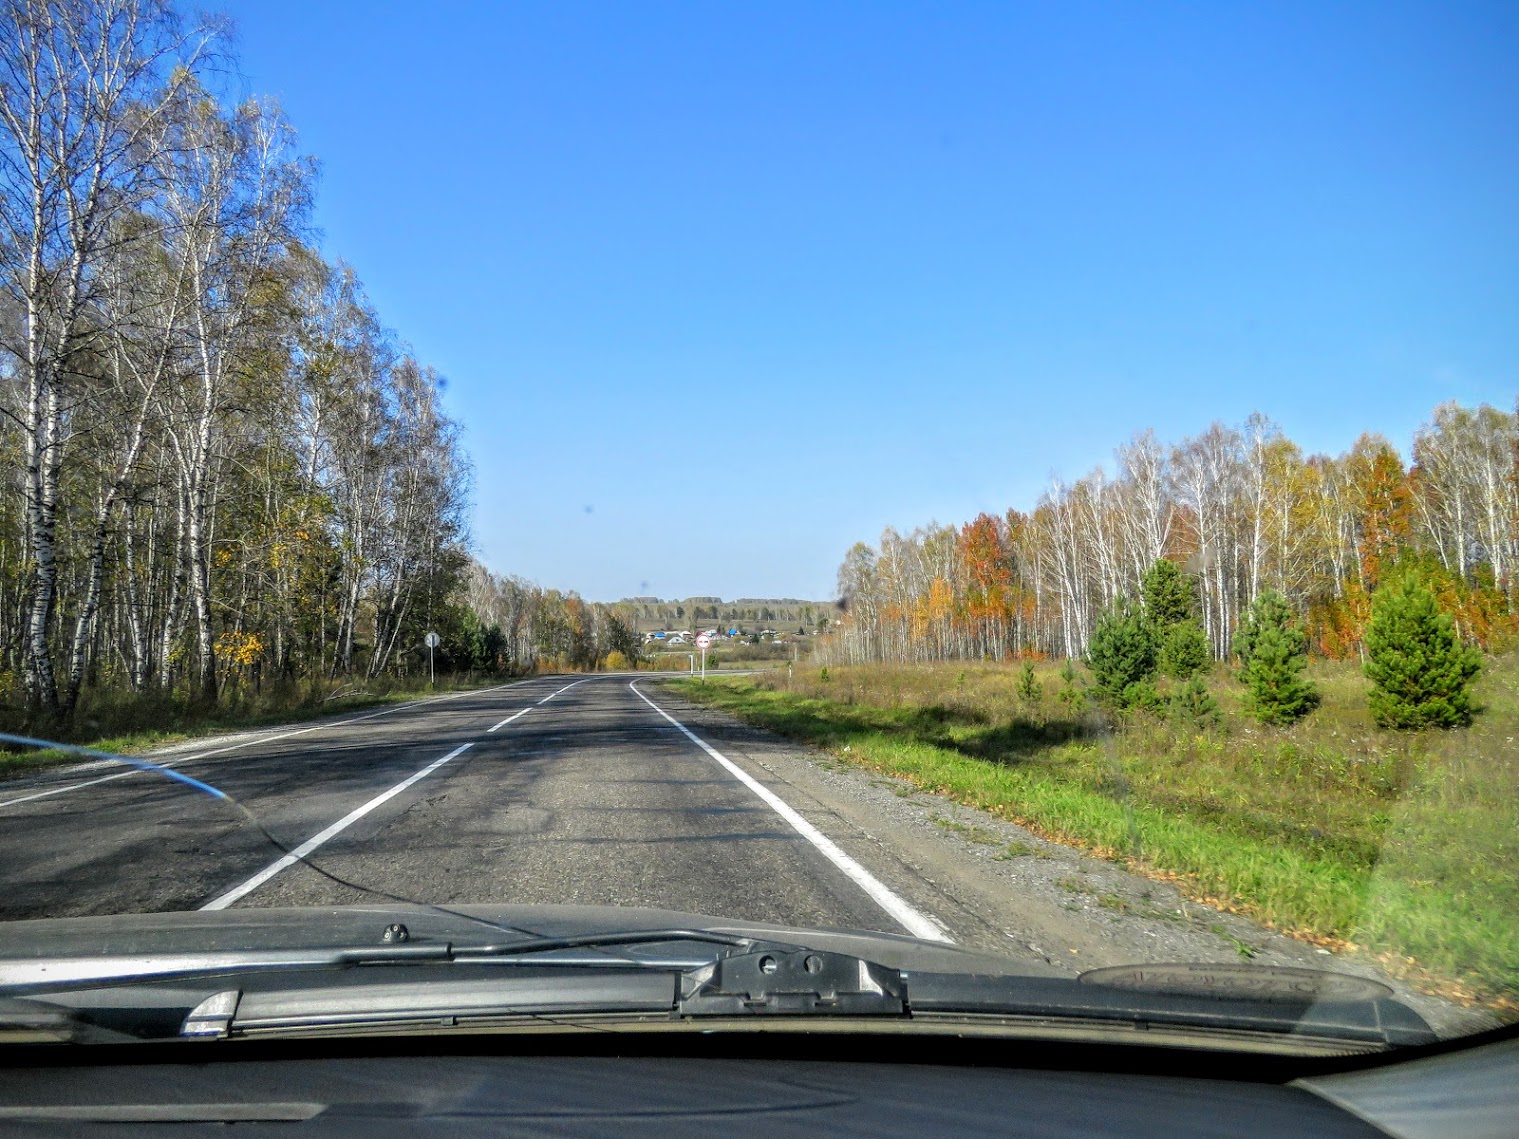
0, 676, 946, 940
0, 674, 1488, 1034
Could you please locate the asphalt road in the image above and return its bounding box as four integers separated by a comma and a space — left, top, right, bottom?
0, 673, 1495, 1036
0, 676, 943, 939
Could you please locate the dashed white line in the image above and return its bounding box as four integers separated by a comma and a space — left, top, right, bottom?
628, 682, 953, 944
198, 678, 591, 908
536, 678, 591, 705
488, 708, 531, 733
488, 677, 592, 730
200, 743, 476, 910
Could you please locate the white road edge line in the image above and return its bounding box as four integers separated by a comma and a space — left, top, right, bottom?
0, 680, 530, 811
628, 683, 953, 944
199, 743, 476, 911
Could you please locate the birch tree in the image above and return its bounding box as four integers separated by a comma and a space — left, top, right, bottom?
0, 0, 214, 707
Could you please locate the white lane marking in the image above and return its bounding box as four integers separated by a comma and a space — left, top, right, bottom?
486, 677, 588, 730
488, 708, 531, 733
0, 770, 135, 809
536, 678, 590, 705
628, 683, 953, 944
0, 680, 534, 811
200, 743, 476, 910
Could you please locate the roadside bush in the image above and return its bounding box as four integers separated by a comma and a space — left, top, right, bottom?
1364, 575, 1483, 729
1085, 598, 1158, 708
1121, 679, 1164, 714
644, 654, 693, 672
603, 651, 629, 671
1168, 676, 1221, 730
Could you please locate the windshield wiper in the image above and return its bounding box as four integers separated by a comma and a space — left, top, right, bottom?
177, 946, 905, 1038
0, 928, 806, 991
3, 929, 1433, 1049
3, 938, 910, 1041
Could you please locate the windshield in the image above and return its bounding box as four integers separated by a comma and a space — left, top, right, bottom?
0, 0, 1513, 1054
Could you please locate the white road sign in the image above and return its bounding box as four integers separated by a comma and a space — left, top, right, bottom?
424, 631, 441, 648
695, 633, 713, 649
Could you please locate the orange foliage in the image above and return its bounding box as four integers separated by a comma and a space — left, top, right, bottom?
1306, 588, 1369, 660
1348, 436, 1413, 592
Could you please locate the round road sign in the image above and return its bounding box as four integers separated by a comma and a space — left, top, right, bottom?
695, 633, 713, 649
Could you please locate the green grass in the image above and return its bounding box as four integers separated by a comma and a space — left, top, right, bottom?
664, 657, 1519, 1006
0, 674, 525, 776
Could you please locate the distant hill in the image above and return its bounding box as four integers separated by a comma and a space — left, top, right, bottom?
612, 596, 839, 634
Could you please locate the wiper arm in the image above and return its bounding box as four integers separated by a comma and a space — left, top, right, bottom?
450, 927, 775, 961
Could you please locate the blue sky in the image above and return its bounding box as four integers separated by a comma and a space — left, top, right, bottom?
222, 1, 1517, 601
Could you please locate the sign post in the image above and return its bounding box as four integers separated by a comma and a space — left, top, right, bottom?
424, 631, 440, 686
696, 632, 712, 681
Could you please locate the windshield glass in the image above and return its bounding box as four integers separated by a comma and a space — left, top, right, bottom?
0, 0, 1513, 1052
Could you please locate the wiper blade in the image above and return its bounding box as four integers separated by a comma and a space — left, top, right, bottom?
176, 946, 905, 1039
0, 929, 794, 991
183, 972, 683, 1038
0, 996, 139, 1045
909, 970, 1437, 1048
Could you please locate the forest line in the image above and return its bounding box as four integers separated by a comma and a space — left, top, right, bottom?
820, 401, 1519, 667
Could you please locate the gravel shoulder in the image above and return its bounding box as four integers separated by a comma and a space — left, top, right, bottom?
644, 681, 1496, 1039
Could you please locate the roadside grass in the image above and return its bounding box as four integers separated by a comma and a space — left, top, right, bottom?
664, 656, 1519, 1005
0, 673, 526, 777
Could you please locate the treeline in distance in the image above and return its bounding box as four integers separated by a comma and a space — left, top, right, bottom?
823, 401, 1519, 666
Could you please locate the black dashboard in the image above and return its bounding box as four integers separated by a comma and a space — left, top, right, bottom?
10, 1027, 1514, 1138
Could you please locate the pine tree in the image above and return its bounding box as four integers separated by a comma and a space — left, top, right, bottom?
1233, 589, 1294, 668
1141, 558, 1196, 628
1017, 660, 1042, 703
1169, 676, 1221, 730
1364, 576, 1482, 729
1057, 658, 1087, 712
1158, 619, 1210, 679
1085, 598, 1159, 709
1241, 621, 1317, 726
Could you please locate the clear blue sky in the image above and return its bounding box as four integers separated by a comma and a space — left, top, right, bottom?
222, 0, 1517, 601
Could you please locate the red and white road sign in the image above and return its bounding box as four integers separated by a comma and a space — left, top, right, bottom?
695, 633, 713, 649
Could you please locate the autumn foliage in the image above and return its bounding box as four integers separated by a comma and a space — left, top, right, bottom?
823, 402, 1519, 669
